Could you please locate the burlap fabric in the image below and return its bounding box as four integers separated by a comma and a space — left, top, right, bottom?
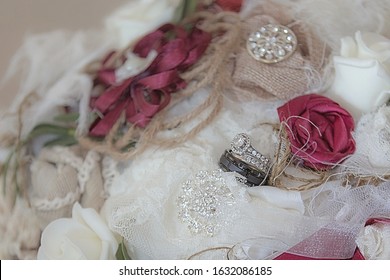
29, 146, 105, 229
232, 2, 329, 99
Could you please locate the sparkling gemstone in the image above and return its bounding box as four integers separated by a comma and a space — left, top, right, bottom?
231, 133, 250, 155
268, 36, 277, 44
276, 47, 286, 57
285, 44, 293, 51
265, 52, 274, 60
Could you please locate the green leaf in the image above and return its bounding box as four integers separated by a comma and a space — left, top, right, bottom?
120, 141, 137, 152
182, 0, 198, 19
174, 0, 198, 23
43, 136, 78, 147
2, 148, 20, 206
26, 123, 77, 147
28, 124, 73, 140
116, 240, 131, 260
53, 112, 79, 123
2, 150, 13, 196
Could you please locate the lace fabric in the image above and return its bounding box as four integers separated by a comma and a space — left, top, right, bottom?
103, 90, 390, 259
339, 106, 390, 189
104, 96, 319, 259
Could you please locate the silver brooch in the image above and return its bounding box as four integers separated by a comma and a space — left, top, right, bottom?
247, 24, 297, 63
177, 170, 236, 237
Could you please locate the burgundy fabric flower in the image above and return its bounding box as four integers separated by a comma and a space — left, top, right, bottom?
277, 93, 356, 170
215, 0, 243, 12
89, 24, 211, 137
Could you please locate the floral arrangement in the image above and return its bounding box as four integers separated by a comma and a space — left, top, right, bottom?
1, 0, 390, 260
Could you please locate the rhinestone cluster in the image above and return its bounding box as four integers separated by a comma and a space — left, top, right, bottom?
242, 152, 270, 173
247, 24, 297, 63
231, 133, 270, 173
231, 133, 250, 155
177, 170, 236, 237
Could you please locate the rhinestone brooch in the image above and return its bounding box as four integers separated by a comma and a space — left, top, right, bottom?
247, 24, 297, 63
177, 170, 236, 237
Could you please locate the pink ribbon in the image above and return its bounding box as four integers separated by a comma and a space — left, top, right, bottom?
274, 249, 365, 260
274, 218, 390, 260
215, 0, 243, 12
89, 24, 211, 137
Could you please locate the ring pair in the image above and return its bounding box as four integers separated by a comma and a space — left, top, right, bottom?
219, 133, 271, 186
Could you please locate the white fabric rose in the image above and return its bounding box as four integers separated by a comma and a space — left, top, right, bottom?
356, 222, 390, 260
37, 203, 118, 260
105, 0, 184, 49
329, 31, 390, 120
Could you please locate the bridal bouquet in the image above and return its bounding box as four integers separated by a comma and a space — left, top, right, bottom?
1, 0, 390, 260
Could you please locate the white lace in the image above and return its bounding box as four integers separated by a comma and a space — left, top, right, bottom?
341, 106, 390, 177
103, 97, 311, 259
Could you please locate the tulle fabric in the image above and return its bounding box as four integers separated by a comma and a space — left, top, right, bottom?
103, 91, 390, 259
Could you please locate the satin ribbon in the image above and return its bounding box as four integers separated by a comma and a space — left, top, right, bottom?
215, 0, 243, 12
89, 24, 211, 137
274, 249, 365, 260
274, 218, 390, 260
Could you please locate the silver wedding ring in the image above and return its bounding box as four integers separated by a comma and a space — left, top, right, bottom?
230, 133, 271, 175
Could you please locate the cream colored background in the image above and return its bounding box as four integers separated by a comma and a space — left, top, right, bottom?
0, 0, 129, 110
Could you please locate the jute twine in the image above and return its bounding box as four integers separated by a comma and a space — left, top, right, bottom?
78, 11, 243, 161
0, 91, 40, 205
343, 173, 390, 188
268, 125, 330, 191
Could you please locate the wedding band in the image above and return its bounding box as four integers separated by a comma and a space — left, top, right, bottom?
246, 23, 297, 64
219, 150, 267, 186
230, 133, 271, 174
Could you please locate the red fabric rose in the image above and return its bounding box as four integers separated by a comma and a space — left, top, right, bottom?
277, 93, 356, 170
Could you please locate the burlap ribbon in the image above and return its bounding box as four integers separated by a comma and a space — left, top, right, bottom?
29, 146, 105, 229
232, 3, 329, 99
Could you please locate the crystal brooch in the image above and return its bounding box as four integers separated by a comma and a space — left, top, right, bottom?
247, 24, 297, 63
177, 170, 236, 237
